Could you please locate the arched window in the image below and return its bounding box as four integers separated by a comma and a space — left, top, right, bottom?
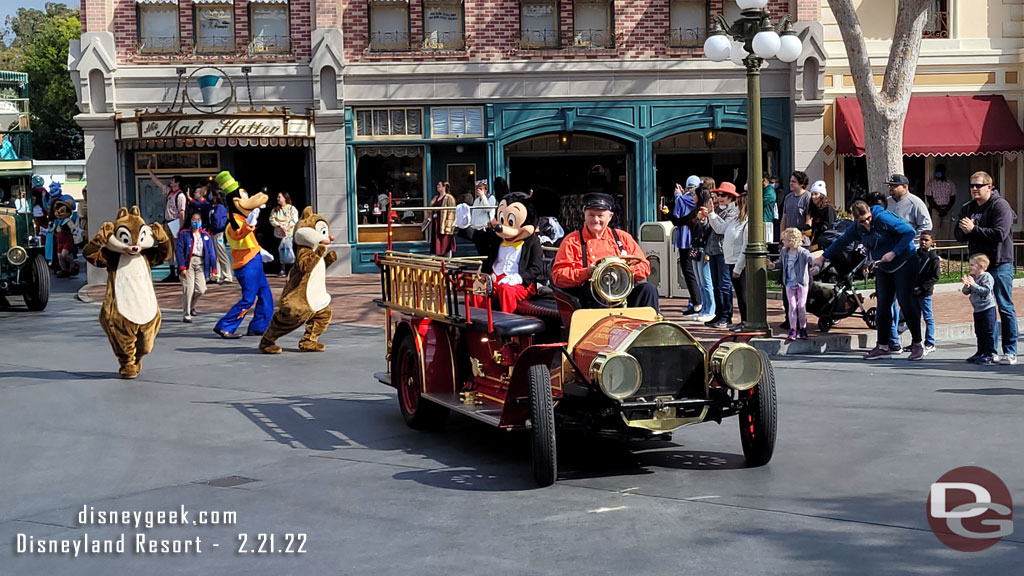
89, 70, 107, 114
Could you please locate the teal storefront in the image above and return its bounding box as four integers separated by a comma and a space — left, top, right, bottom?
347, 98, 792, 273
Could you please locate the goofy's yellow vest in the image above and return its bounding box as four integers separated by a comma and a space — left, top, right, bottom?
226, 214, 260, 269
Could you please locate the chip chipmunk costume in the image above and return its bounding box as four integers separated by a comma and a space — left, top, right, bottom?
82, 206, 172, 379
259, 207, 338, 353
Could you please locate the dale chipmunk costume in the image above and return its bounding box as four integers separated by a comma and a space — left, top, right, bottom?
469, 192, 544, 313
259, 207, 338, 354
82, 206, 172, 379
212, 171, 274, 339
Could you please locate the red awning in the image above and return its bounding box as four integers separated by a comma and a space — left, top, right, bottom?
835, 95, 1024, 157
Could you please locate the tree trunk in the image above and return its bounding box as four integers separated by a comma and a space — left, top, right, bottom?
828, 0, 931, 195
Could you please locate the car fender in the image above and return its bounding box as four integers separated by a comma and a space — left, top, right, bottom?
500, 343, 564, 428
390, 317, 458, 395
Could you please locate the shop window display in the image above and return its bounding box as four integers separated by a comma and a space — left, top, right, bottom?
423, 0, 464, 50
195, 4, 234, 53
355, 146, 426, 243
138, 3, 180, 53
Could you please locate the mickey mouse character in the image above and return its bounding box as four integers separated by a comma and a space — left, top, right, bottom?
471, 192, 545, 313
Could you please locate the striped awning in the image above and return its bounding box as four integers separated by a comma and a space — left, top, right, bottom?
247, 0, 289, 3
135, 0, 179, 4
192, 0, 233, 4
120, 137, 313, 150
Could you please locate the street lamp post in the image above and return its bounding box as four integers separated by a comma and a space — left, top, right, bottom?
703, 0, 802, 334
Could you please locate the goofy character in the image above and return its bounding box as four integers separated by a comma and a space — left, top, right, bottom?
471, 192, 544, 313
212, 170, 274, 339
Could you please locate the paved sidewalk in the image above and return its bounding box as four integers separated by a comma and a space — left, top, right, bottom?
79, 276, 1024, 352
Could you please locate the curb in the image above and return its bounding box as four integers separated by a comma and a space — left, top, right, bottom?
749, 317, 1024, 357
76, 283, 1020, 357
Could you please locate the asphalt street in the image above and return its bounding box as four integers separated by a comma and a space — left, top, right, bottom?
1, 288, 1022, 575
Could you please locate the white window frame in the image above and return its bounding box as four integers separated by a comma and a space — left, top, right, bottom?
354, 107, 425, 140
249, 2, 291, 54
422, 0, 465, 50
430, 107, 484, 138
369, 0, 411, 51
137, 3, 181, 54
573, 0, 612, 48
194, 3, 235, 54
669, 0, 706, 48
520, 0, 560, 49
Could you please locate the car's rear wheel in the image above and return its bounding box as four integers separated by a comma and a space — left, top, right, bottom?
528, 364, 556, 487
392, 334, 448, 430
22, 253, 50, 311
739, 351, 776, 467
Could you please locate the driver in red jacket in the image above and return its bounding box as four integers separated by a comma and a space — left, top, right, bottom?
551, 193, 658, 311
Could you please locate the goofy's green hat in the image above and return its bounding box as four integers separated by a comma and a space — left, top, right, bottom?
215, 170, 240, 194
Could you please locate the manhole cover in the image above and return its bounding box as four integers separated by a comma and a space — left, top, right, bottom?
194, 475, 259, 488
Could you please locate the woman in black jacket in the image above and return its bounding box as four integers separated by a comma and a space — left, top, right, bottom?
808, 182, 837, 249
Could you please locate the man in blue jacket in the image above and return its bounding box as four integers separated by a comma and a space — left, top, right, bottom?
175, 212, 219, 323
814, 200, 924, 361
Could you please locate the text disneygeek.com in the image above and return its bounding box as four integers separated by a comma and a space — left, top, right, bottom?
14, 505, 307, 557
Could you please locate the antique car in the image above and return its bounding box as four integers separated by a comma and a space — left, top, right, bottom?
374, 251, 776, 487
0, 205, 48, 310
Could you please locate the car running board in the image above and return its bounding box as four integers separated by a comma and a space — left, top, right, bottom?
422, 392, 505, 428
374, 372, 391, 386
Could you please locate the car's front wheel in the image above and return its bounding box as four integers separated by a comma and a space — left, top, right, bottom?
22, 253, 50, 311
392, 334, 448, 430
528, 364, 556, 487
739, 351, 776, 467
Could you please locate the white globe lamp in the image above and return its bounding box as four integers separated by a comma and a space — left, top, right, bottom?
704, 33, 732, 62
776, 32, 803, 62
736, 0, 769, 10
729, 41, 749, 66
752, 29, 781, 59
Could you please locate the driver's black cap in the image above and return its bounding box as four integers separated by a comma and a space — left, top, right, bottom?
582, 193, 615, 211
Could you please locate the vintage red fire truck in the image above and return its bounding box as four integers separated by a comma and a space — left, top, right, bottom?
374, 251, 777, 486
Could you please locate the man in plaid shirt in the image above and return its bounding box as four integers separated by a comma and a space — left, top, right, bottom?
925, 164, 957, 239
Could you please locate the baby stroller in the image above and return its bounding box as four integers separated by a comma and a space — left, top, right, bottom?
806, 243, 878, 333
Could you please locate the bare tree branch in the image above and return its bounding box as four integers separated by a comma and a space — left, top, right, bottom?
882, 0, 930, 109
827, 0, 931, 199
827, 0, 878, 112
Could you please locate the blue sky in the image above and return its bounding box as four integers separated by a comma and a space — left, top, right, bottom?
1, 1, 72, 29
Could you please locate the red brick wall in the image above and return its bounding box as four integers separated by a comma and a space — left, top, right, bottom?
342, 0, 800, 63
316, 0, 339, 28
81, 0, 107, 33
796, 0, 819, 21
106, 0, 312, 64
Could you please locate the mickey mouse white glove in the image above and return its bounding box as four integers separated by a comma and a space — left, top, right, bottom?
246, 207, 261, 227
498, 273, 523, 286
260, 248, 275, 263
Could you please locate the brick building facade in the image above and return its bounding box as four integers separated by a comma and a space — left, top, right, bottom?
72, 0, 826, 278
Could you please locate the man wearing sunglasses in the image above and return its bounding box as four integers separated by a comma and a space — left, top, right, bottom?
954, 171, 1017, 365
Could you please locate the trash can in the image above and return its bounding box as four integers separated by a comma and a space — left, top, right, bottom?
668, 242, 690, 299
638, 221, 673, 298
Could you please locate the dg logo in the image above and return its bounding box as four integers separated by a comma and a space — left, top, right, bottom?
927, 466, 1014, 552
